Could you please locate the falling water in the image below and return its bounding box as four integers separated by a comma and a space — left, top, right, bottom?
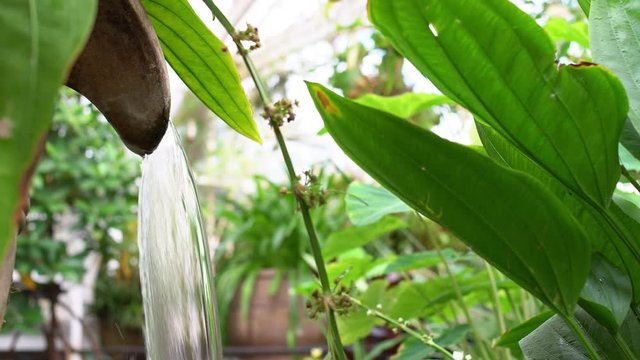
137, 123, 223, 359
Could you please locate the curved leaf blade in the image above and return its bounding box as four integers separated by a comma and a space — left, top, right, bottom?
307, 82, 591, 316
579, 254, 632, 332
478, 122, 640, 305
591, 0, 640, 135
142, 0, 261, 143
346, 182, 411, 226
354, 93, 451, 119
0, 0, 97, 261
520, 308, 640, 359
368, 0, 628, 208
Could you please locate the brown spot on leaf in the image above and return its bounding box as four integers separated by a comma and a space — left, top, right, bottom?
568, 61, 598, 68
316, 90, 340, 116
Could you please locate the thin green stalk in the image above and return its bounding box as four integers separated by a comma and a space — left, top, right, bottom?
562, 315, 602, 360
504, 290, 523, 323
520, 289, 532, 319
614, 332, 638, 360
346, 295, 455, 360
431, 233, 494, 360
485, 262, 511, 360
622, 165, 640, 194
201, 2, 347, 359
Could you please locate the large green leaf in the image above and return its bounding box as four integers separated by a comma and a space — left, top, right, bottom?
591, 0, 640, 134
0, 0, 97, 261
478, 122, 640, 305
369, 0, 628, 208
579, 254, 632, 333
346, 182, 411, 226
141, 0, 261, 143
307, 82, 591, 317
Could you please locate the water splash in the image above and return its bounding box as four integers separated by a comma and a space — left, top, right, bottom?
137, 123, 222, 359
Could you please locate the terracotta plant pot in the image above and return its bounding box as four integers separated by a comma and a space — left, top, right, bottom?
228, 269, 324, 359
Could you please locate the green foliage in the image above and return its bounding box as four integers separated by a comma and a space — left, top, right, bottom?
141, 0, 261, 143
346, 183, 412, 226
10, 90, 141, 330
520, 309, 640, 359
323, 216, 407, 259
579, 255, 632, 332
0, 0, 97, 262
309, 82, 591, 317
354, 93, 452, 120
213, 173, 349, 340
369, 0, 628, 209
1, 291, 43, 334
308, 0, 640, 357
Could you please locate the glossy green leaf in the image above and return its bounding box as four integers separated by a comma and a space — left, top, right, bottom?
495, 311, 554, 349
308, 82, 591, 316
354, 93, 451, 119
346, 182, 411, 226
322, 216, 406, 259
478, 121, 640, 306
591, 0, 640, 135
0, 0, 97, 261
369, 0, 628, 208
520, 308, 640, 359
142, 0, 261, 143
579, 254, 632, 333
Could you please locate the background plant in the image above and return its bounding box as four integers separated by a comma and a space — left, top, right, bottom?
4, 90, 142, 354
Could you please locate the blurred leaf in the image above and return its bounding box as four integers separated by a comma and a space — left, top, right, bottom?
369, 0, 627, 208
374, 249, 458, 276
354, 93, 451, 119
308, 82, 591, 317
0, 0, 97, 260
323, 216, 406, 259
391, 337, 434, 360
591, 0, 640, 134
337, 280, 387, 344
579, 254, 632, 332
142, 0, 261, 143
544, 18, 589, 48
346, 182, 411, 226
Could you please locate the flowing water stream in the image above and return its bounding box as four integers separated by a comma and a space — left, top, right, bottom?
137, 123, 223, 359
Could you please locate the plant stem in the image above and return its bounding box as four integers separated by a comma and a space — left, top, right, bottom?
614, 332, 638, 360
201, 2, 347, 359
431, 231, 493, 360
562, 315, 602, 360
504, 289, 523, 323
485, 262, 511, 360
346, 295, 455, 360
622, 165, 640, 194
